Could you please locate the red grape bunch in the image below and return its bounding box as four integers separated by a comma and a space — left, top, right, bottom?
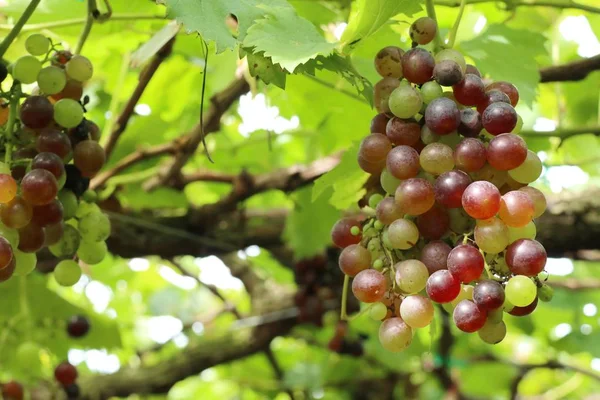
0, 34, 111, 285
333, 17, 551, 352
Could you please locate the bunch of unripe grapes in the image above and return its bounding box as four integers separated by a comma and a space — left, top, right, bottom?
0, 34, 110, 285
332, 17, 552, 352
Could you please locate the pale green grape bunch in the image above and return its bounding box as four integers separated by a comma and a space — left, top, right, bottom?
54, 260, 82, 287
25, 34, 50, 56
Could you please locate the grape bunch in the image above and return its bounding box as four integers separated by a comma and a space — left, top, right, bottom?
0, 34, 110, 285
332, 17, 551, 352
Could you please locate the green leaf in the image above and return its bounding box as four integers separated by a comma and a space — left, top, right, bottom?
340, 0, 423, 53
312, 142, 369, 210
164, 0, 293, 53
459, 25, 548, 107
245, 50, 287, 89
244, 8, 336, 71
284, 187, 340, 259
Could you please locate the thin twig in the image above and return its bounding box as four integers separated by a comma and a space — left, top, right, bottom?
520, 126, 600, 139
74, 0, 99, 55
434, 0, 600, 14
0, 0, 42, 58
0, 14, 164, 31
199, 39, 213, 163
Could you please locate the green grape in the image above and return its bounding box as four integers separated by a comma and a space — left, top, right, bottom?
49, 224, 80, 257
488, 308, 504, 323
373, 259, 384, 270
395, 260, 428, 293
54, 259, 82, 286
478, 320, 506, 344
421, 81, 443, 103
399, 294, 434, 328
79, 211, 110, 242
451, 284, 474, 307
421, 126, 439, 145
368, 193, 384, 208
538, 283, 554, 302
82, 190, 98, 203
374, 220, 384, 230
53, 98, 84, 128
438, 132, 461, 148
13, 250, 37, 276
12, 55, 42, 84
379, 317, 412, 352
508, 221, 536, 243
37, 66, 67, 95
388, 83, 423, 119
508, 150, 542, 184
369, 302, 388, 320
387, 219, 419, 250
435, 49, 466, 73
511, 114, 523, 134
25, 34, 50, 56
77, 240, 107, 265
350, 226, 360, 236
58, 190, 79, 220
505, 275, 536, 307
502, 298, 515, 313
0, 222, 19, 247
16, 341, 41, 364
474, 217, 509, 254
380, 168, 401, 194
65, 55, 94, 82
75, 201, 99, 218
57, 171, 66, 190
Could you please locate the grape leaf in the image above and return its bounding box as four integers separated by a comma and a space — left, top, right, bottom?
163, 0, 293, 53
459, 25, 548, 107
340, 0, 423, 53
284, 187, 340, 259
244, 9, 336, 71
243, 49, 288, 89
312, 142, 369, 210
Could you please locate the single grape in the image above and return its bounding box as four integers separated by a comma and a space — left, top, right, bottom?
77, 240, 108, 265
54, 98, 84, 129
518, 186, 546, 218
1, 381, 24, 400
508, 296, 538, 316
395, 259, 429, 293
55, 361, 78, 386
421, 125, 440, 145
16, 341, 41, 365
12, 55, 42, 84
371, 113, 390, 133
473, 280, 505, 310
435, 49, 467, 73
386, 145, 420, 180
0, 236, 13, 270
447, 244, 484, 283
32, 152, 66, 180
478, 320, 507, 344
465, 64, 481, 77
358, 155, 385, 174
538, 284, 554, 302
498, 190, 535, 227
470, 163, 508, 189
54, 259, 82, 286
21, 169, 58, 206
44, 221, 65, 246
486, 81, 519, 107
18, 223, 45, 253
58, 190, 78, 220
37, 128, 72, 160
454, 138, 486, 173
434, 170, 471, 209
25, 34, 50, 56
410, 17, 437, 45
386, 118, 420, 146
331, 218, 362, 248
380, 168, 402, 194
450, 284, 475, 307
0, 174, 17, 204
425, 98, 461, 135
505, 275, 537, 307
338, 244, 371, 276
400, 295, 434, 328
376, 197, 403, 225
508, 150, 542, 184
37, 66, 67, 95
49, 224, 80, 257
420, 143, 454, 175
402, 48, 435, 84
416, 204, 449, 240
1, 196, 33, 229
51, 79, 83, 101
369, 193, 384, 209
505, 239, 547, 276
462, 181, 501, 220
426, 269, 461, 303
434, 60, 464, 87
474, 217, 509, 254
75, 201, 99, 218
449, 207, 475, 234
457, 108, 483, 138
369, 302, 388, 320
65, 55, 94, 82
387, 218, 419, 249
487, 133, 527, 170
482, 102, 518, 135
0, 257, 15, 282
508, 221, 536, 243
421, 81, 443, 104
379, 317, 412, 352
420, 240, 451, 274
13, 249, 37, 276
359, 133, 392, 164
32, 199, 64, 227
476, 90, 511, 114
453, 74, 486, 106
20, 95, 54, 129
395, 178, 435, 215
388, 83, 423, 119
374, 77, 401, 114
352, 269, 387, 303
453, 300, 487, 332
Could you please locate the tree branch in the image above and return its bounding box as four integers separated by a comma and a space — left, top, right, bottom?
142, 77, 250, 191
540, 54, 600, 83
520, 126, 600, 140
550, 278, 600, 290
102, 38, 175, 160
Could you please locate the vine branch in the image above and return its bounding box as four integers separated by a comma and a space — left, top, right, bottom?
434, 0, 600, 14
425, 0, 444, 51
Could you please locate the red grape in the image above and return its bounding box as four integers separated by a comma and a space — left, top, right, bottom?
426, 269, 461, 303
508, 296, 538, 316
376, 197, 403, 225
434, 60, 464, 86
498, 190, 535, 227
425, 98, 461, 135
20, 95, 53, 129
453, 74, 486, 106
73, 140, 105, 177
0, 237, 13, 270
465, 64, 481, 77
338, 244, 371, 277
409, 17, 437, 45
420, 240, 452, 274
486, 81, 519, 107
487, 133, 527, 170
395, 178, 435, 215
55, 361, 78, 386
358, 156, 385, 174
0, 257, 15, 282
331, 218, 362, 248
386, 145, 420, 180
505, 239, 547, 276
36, 128, 72, 160
374, 46, 404, 78
447, 244, 484, 283
18, 223, 45, 253
453, 300, 487, 332
32, 199, 64, 227
386, 117, 420, 146
519, 186, 546, 218
1, 196, 33, 229
1, 381, 24, 400
67, 315, 90, 338
462, 181, 501, 220
44, 221, 64, 246
476, 90, 511, 114
457, 108, 483, 137
473, 280, 505, 310
51, 79, 83, 101
416, 204, 449, 240
371, 113, 390, 133
374, 78, 400, 114
32, 152, 66, 180
359, 133, 392, 163
0, 174, 18, 203
454, 138, 486, 172
482, 102, 518, 135
352, 269, 387, 303
402, 48, 435, 84
434, 170, 472, 208
21, 169, 58, 206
